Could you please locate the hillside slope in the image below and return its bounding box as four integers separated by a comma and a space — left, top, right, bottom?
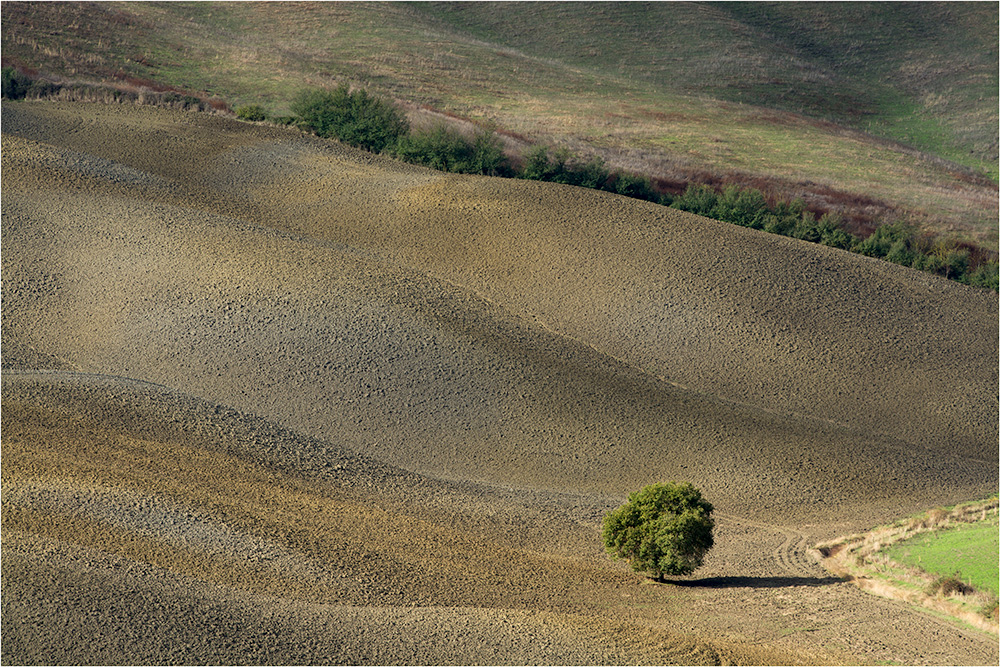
2, 1, 997, 246
2, 101, 998, 665
3, 100, 995, 516
418, 1, 998, 170
5, 371, 796, 666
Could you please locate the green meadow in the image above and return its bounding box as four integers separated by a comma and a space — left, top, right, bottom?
887, 510, 999, 596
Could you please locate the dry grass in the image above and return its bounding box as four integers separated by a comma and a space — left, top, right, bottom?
814, 499, 1000, 634
2, 1, 997, 249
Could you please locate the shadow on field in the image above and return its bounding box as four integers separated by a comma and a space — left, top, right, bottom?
673, 576, 846, 589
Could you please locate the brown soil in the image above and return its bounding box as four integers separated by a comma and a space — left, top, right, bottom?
2, 101, 997, 665
814, 500, 999, 635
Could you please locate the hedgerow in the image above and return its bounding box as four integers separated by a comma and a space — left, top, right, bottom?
6, 70, 994, 291
282, 86, 992, 291
393, 124, 510, 176
524, 147, 611, 190
670, 183, 997, 287
518, 145, 660, 203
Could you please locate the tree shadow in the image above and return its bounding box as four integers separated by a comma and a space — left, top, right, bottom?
671, 575, 846, 589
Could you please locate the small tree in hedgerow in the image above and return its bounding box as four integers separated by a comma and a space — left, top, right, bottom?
291, 85, 409, 153
602, 481, 714, 581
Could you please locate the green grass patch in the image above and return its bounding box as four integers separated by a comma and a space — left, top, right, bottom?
816, 498, 999, 631
885, 514, 999, 596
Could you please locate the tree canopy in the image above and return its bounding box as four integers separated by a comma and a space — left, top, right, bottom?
602, 481, 714, 580
291, 85, 409, 153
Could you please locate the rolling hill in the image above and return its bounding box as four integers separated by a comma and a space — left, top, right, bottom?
1, 1, 997, 248
2, 100, 997, 665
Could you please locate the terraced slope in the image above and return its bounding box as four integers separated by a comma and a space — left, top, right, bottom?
2, 101, 998, 665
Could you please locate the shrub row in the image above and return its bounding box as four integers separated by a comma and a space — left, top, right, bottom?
518, 146, 661, 203
286, 86, 660, 189
280, 86, 997, 290
671, 184, 998, 289
5, 70, 994, 291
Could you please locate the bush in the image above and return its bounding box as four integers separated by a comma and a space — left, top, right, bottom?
394, 124, 471, 172
602, 481, 714, 580
670, 183, 719, 218
612, 171, 661, 203
468, 127, 508, 176
942, 249, 971, 280
927, 574, 975, 596
517, 145, 613, 189
393, 124, 509, 176
714, 185, 768, 229
963, 261, 999, 290
763, 213, 795, 236
2, 66, 32, 100
885, 239, 916, 267
235, 104, 267, 122
978, 594, 999, 620
561, 156, 610, 190
520, 145, 560, 181
852, 220, 916, 258
291, 85, 409, 153
819, 225, 856, 250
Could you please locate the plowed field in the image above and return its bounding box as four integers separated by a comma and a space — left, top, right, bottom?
2, 101, 997, 665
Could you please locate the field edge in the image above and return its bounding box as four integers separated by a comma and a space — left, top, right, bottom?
812, 498, 1000, 635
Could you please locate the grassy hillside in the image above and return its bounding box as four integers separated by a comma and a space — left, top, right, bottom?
418, 1, 997, 172
2, 1, 997, 248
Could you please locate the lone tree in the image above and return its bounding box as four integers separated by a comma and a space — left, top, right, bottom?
602, 481, 714, 581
